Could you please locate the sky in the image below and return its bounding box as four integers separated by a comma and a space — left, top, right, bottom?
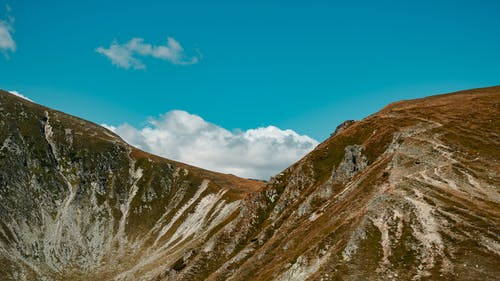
1, 0, 499, 179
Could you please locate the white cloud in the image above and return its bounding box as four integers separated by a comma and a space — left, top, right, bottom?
103, 110, 319, 179
96, 37, 199, 69
0, 5, 16, 57
8, 90, 33, 102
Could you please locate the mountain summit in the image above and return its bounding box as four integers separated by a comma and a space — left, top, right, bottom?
0, 87, 498, 280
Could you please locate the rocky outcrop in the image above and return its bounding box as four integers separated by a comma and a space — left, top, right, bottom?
0, 86, 499, 280
330, 119, 356, 137
329, 144, 367, 182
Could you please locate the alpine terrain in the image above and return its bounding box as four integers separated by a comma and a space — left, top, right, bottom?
0, 86, 498, 281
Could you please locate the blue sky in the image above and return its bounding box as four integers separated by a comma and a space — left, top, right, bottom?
1, 1, 499, 178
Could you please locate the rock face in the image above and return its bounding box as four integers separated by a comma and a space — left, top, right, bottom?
0, 87, 499, 280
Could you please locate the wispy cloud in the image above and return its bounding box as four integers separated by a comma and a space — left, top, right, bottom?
0, 5, 16, 57
96, 37, 200, 69
103, 110, 319, 179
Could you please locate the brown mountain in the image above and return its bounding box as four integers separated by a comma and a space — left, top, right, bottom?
0, 86, 498, 280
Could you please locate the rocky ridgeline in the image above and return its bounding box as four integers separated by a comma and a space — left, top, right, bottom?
0, 87, 499, 280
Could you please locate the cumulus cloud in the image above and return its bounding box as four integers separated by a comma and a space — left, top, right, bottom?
8, 90, 32, 102
0, 5, 16, 57
103, 110, 319, 179
96, 37, 200, 69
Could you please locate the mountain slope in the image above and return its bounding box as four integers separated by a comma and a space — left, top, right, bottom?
0, 87, 499, 281
199, 86, 499, 281
0, 90, 263, 280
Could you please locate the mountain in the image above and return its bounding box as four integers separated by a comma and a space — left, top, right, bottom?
0, 87, 498, 281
